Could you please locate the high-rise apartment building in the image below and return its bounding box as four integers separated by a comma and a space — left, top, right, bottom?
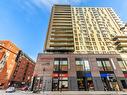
44, 5, 74, 52
44, 5, 125, 54
34, 5, 127, 91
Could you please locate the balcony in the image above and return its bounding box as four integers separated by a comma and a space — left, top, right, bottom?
51, 31, 73, 34
51, 34, 73, 37
114, 39, 127, 44
112, 35, 127, 52
112, 35, 127, 41
53, 20, 72, 23
52, 23, 72, 26
46, 47, 74, 52
113, 36, 127, 44
54, 11, 71, 16
50, 42, 74, 47
116, 43, 127, 47
53, 18, 72, 20
50, 38, 73, 42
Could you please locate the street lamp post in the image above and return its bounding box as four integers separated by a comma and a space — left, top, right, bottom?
43, 68, 45, 94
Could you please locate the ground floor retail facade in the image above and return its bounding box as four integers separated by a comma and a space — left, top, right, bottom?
33, 53, 127, 91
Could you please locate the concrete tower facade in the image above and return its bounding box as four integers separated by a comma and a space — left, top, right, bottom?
34, 5, 127, 91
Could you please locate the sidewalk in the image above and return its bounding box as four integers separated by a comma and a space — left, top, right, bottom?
0, 90, 127, 95
40, 91, 127, 95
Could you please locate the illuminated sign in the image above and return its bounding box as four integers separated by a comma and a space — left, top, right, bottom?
53, 73, 68, 77
39, 58, 53, 61
84, 73, 92, 77
100, 73, 111, 77
124, 74, 127, 78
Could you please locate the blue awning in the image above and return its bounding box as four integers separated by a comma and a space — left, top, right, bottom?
84, 73, 92, 77
100, 73, 111, 77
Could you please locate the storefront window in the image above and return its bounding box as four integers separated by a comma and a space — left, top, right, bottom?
76, 58, 90, 71
60, 60, 68, 71
76, 58, 94, 91
59, 80, 68, 91
97, 58, 120, 91
117, 58, 127, 78
97, 58, 113, 71
100, 73, 120, 91
52, 58, 68, 91
117, 58, 127, 71
54, 59, 68, 72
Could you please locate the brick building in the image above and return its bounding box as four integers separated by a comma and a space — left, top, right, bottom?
0, 40, 35, 88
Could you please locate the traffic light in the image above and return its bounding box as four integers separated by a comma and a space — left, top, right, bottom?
15, 50, 22, 62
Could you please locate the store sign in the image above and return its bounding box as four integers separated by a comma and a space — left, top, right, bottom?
52, 73, 68, 77
39, 58, 53, 61
100, 73, 111, 77
41, 62, 50, 65
124, 74, 127, 78
84, 73, 92, 77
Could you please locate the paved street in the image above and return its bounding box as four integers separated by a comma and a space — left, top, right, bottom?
0, 90, 127, 95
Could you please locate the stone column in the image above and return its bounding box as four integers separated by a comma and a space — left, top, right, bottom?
110, 57, 127, 90
89, 55, 104, 91
43, 76, 52, 91
68, 54, 78, 91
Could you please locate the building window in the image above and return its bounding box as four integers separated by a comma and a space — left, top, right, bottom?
117, 58, 127, 78
52, 58, 68, 91
97, 58, 113, 71
54, 58, 68, 72
76, 46, 79, 50
97, 58, 120, 91
75, 58, 94, 91
76, 58, 90, 71
117, 58, 127, 71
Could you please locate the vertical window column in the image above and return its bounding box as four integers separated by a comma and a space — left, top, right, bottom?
97, 58, 120, 91
52, 58, 68, 91
76, 58, 94, 91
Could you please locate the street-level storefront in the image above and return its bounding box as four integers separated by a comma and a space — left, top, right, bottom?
34, 53, 127, 91
52, 58, 68, 91
76, 58, 94, 91
97, 58, 120, 91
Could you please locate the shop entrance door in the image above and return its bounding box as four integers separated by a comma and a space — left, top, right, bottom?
101, 73, 120, 91
121, 80, 127, 89
52, 77, 68, 91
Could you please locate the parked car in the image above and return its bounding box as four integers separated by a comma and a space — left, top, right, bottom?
19, 86, 28, 91
6, 87, 15, 93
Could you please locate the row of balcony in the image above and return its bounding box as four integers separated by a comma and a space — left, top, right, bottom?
53, 14, 71, 18
112, 35, 127, 52
54, 12, 71, 15
53, 18, 72, 20
52, 26, 72, 30
53, 20, 72, 23
50, 37, 73, 40
51, 32, 73, 34
116, 43, 127, 47
48, 47, 74, 50
51, 33, 73, 35
50, 43, 74, 47
52, 24, 72, 27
